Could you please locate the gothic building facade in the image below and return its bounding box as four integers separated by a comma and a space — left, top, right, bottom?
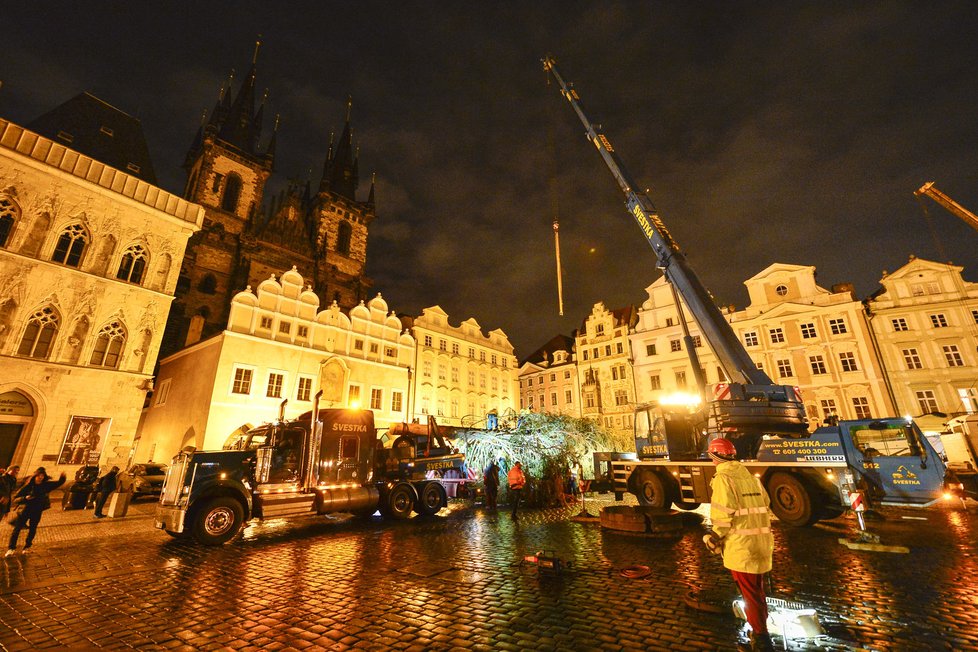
161, 54, 376, 357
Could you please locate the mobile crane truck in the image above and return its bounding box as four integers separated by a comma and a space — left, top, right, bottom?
155, 398, 465, 544
543, 57, 956, 526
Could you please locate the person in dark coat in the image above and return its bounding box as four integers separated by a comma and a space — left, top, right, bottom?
483, 461, 500, 510
6, 467, 66, 556
0, 465, 20, 521
93, 466, 119, 518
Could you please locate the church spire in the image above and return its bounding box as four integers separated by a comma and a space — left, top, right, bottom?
319, 96, 358, 200
218, 37, 262, 154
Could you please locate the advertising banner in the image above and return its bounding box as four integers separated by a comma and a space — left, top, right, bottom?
57, 416, 112, 465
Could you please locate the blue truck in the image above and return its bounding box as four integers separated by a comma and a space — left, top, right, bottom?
544, 58, 957, 525
155, 407, 465, 544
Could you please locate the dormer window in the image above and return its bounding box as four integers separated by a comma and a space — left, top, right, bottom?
100, 126, 114, 137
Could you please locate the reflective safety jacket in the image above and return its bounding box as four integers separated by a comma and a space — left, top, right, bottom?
709, 461, 774, 574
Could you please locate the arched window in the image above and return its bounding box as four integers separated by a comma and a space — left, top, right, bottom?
221, 174, 242, 213
198, 273, 217, 294
90, 321, 126, 368
52, 224, 88, 267
337, 220, 352, 255
117, 243, 149, 284
0, 195, 20, 248
17, 306, 59, 359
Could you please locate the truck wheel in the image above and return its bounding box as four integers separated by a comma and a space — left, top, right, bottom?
635, 470, 672, 509
415, 481, 447, 517
192, 497, 244, 545
767, 472, 817, 527
384, 484, 415, 520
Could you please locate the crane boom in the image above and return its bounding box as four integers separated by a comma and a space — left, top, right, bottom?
543, 57, 807, 438
915, 181, 978, 231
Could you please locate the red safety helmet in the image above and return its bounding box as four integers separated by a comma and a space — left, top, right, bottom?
708, 437, 737, 462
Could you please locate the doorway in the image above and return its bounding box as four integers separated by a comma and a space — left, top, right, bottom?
0, 423, 24, 468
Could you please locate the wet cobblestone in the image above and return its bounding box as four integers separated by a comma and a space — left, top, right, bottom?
0, 495, 976, 650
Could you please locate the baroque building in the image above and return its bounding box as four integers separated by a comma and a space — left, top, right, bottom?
402, 306, 518, 427
518, 334, 581, 417
630, 264, 895, 428
866, 255, 978, 425
137, 267, 413, 461
0, 102, 203, 472
575, 302, 638, 437
162, 51, 376, 358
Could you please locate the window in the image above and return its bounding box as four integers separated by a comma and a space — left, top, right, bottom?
116, 244, 148, 284
972, 309, 978, 325
915, 390, 938, 414
565, 389, 573, 403
943, 344, 964, 367
582, 350, 589, 361
368, 342, 379, 354
279, 321, 291, 334
451, 398, 459, 417
605, 345, 612, 356
52, 224, 88, 267
17, 306, 59, 359
775, 284, 788, 296
354, 339, 364, 351
595, 324, 605, 335
90, 321, 126, 368
851, 397, 871, 420
892, 318, 909, 332
692, 336, 702, 348
829, 318, 848, 335
297, 377, 312, 401
592, 347, 598, 358
452, 366, 459, 383
743, 331, 759, 347
616, 342, 624, 354
820, 399, 837, 418
612, 366, 620, 381
538, 394, 544, 409
391, 391, 403, 412
670, 339, 682, 352
614, 390, 628, 406
439, 339, 447, 351
502, 358, 508, 369
675, 370, 687, 388
492, 354, 498, 365
438, 364, 446, 381
958, 388, 978, 414
930, 313, 949, 328
221, 174, 242, 213
585, 393, 595, 408
491, 376, 498, 391
452, 343, 459, 355
528, 396, 534, 409
266, 373, 284, 398
423, 361, 432, 378
198, 274, 217, 294
650, 375, 661, 390
259, 316, 272, 330
665, 317, 674, 327
348, 385, 361, 406
468, 347, 475, 359
903, 348, 922, 369
211, 173, 223, 193
480, 351, 487, 362
424, 335, 432, 347
717, 367, 726, 382
297, 325, 308, 338
776, 359, 793, 378
480, 373, 486, 389
370, 388, 383, 410
809, 355, 827, 375
468, 370, 475, 386
232, 367, 253, 394
551, 392, 558, 406
0, 195, 18, 248
154, 378, 172, 407
385, 346, 396, 358
646, 343, 657, 356
850, 422, 915, 456
839, 352, 858, 372
336, 221, 352, 255
564, 370, 571, 379
800, 323, 817, 339
550, 373, 556, 382
769, 328, 785, 344
528, 378, 533, 387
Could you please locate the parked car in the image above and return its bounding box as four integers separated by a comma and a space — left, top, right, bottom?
125, 463, 168, 500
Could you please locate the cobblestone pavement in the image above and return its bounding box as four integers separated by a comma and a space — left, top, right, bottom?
0, 493, 976, 651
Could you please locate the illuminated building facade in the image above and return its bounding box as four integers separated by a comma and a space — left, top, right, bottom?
575, 302, 639, 437
517, 334, 581, 417
136, 267, 413, 461
0, 105, 203, 472
161, 52, 375, 358
402, 306, 518, 427
865, 256, 978, 429
631, 264, 895, 428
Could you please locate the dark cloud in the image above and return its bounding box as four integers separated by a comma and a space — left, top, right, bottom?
3, 2, 978, 358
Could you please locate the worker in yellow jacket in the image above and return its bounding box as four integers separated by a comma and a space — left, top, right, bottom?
704, 438, 775, 652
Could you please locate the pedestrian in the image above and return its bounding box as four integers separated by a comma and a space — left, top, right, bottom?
93, 466, 119, 518
507, 461, 526, 521
0, 465, 19, 521
483, 461, 500, 510
6, 467, 67, 556
703, 438, 775, 652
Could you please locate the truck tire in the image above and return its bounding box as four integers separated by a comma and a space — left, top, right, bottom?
415, 481, 447, 517
384, 483, 415, 520
767, 472, 817, 527
635, 470, 672, 509
191, 497, 244, 545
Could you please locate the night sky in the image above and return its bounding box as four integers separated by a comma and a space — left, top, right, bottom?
5, 3, 978, 359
